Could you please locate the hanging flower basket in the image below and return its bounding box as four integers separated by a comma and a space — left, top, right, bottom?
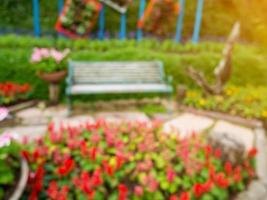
138, 0, 180, 37
99, 0, 132, 13
55, 0, 102, 38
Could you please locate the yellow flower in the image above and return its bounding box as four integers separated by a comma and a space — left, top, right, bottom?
261, 111, 267, 118
199, 98, 206, 106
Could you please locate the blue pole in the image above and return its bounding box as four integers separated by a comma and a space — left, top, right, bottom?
98, 5, 106, 40
58, 0, 64, 14
137, 0, 146, 41
175, 0, 185, 42
192, 0, 204, 43
32, 0, 41, 37
119, 14, 127, 40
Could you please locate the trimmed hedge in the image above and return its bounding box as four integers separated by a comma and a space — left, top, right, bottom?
1, 35, 267, 100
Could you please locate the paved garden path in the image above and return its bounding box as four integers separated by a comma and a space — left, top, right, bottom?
2, 105, 267, 199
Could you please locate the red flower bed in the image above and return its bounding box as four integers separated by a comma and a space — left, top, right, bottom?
0, 82, 31, 105
22, 120, 256, 200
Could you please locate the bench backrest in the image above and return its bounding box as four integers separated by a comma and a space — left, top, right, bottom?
68, 61, 165, 84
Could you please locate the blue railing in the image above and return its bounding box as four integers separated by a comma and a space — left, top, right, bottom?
32, 0, 204, 43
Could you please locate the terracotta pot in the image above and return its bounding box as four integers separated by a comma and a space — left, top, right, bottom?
37, 70, 67, 84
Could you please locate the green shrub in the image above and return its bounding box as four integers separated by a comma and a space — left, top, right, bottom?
0, 35, 267, 100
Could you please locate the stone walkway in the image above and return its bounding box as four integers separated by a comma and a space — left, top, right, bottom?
2, 105, 267, 200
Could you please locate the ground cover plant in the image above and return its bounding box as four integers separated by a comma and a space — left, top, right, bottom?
0, 132, 21, 199
0, 82, 31, 106
21, 120, 257, 200
183, 85, 267, 120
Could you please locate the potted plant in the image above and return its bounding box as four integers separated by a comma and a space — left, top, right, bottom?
30, 48, 70, 104
55, 0, 101, 38
138, 0, 180, 37
0, 132, 28, 200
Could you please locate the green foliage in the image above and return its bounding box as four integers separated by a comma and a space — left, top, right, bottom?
0, 139, 21, 199
1, 35, 267, 100
183, 85, 267, 119
1, 0, 267, 47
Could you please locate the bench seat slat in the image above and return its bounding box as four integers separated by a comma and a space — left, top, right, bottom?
71, 61, 164, 84
68, 84, 172, 95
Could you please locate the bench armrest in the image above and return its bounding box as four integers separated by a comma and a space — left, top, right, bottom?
66, 76, 72, 85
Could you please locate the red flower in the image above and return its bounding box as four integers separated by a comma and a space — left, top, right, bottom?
214, 148, 222, 158
224, 161, 233, 174
28, 164, 45, 200
21, 150, 30, 161
47, 181, 59, 199
204, 145, 212, 158
193, 183, 204, 198
116, 155, 125, 169
215, 172, 229, 188
90, 146, 97, 161
118, 184, 128, 200
102, 160, 114, 176
46, 181, 69, 200
180, 192, 190, 200
57, 158, 75, 176
169, 195, 178, 200
193, 180, 213, 198
233, 166, 242, 182
248, 148, 257, 158
209, 165, 215, 180
91, 168, 103, 186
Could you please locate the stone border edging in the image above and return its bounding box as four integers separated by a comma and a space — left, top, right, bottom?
178, 105, 263, 129
9, 158, 29, 200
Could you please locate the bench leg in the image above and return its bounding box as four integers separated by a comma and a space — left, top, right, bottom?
67, 95, 72, 117
167, 93, 173, 115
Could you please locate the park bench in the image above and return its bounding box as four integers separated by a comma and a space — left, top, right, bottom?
66, 61, 173, 114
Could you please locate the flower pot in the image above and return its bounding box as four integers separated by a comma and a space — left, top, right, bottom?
37, 70, 67, 84
7, 158, 29, 200
37, 70, 67, 104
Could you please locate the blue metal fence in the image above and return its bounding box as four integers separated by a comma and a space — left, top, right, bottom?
32, 0, 204, 43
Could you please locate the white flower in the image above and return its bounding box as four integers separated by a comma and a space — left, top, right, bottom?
0, 132, 18, 148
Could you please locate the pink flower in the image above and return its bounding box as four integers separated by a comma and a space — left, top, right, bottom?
0, 107, 9, 121
167, 167, 176, 183
0, 131, 18, 147
134, 186, 143, 196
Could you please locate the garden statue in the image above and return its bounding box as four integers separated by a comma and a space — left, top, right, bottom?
187, 21, 240, 95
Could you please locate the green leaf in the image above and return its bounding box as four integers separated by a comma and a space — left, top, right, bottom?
0, 170, 14, 184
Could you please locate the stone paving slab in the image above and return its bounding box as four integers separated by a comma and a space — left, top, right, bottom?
16, 106, 69, 126
94, 112, 150, 123
210, 120, 254, 152
163, 113, 214, 137
3, 125, 47, 142
236, 180, 267, 200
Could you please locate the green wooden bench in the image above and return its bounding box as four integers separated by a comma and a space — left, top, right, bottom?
66, 61, 173, 114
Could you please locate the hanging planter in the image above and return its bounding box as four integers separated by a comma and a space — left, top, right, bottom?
138, 0, 180, 37
55, 0, 102, 38
99, 0, 132, 13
